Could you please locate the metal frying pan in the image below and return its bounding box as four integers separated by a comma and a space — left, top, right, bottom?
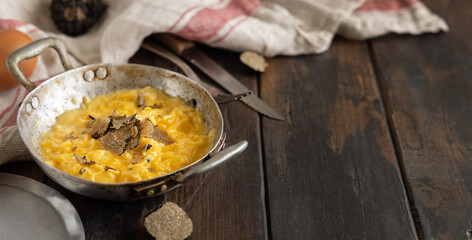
6, 37, 247, 201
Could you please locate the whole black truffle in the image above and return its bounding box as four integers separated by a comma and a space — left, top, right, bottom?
50, 0, 107, 36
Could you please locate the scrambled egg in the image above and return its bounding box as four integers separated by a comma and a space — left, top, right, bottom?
39, 87, 214, 183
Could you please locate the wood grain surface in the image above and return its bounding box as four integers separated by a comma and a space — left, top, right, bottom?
158, 46, 268, 240
0, 47, 268, 240
369, 0, 472, 239
260, 39, 417, 239
1, 3, 470, 237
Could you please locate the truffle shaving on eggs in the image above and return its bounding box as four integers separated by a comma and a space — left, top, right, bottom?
39, 87, 215, 183
91, 113, 173, 155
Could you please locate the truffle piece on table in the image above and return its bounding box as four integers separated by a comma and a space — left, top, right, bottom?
145, 202, 193, 240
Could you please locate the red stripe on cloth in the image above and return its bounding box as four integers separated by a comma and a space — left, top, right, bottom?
209, 16, 250, 44
0, 19, 28, 30
166, 5, 203, 32
175, 0, 260, 42
0, 89, 28, 130
1, 107, 19, 130
26, 28, 39, 34
167, 0, 227, 33
0, 88, 21, 119
355, 0, 418, 12
0, 79, 48, 130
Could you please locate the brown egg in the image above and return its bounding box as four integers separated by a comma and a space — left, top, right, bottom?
0, 30, 38, 91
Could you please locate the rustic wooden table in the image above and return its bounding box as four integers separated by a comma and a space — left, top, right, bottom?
1, 1, 470, 239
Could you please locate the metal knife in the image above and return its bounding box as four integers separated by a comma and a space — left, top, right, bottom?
141, 39, 251, 103
152, 33, 284, 121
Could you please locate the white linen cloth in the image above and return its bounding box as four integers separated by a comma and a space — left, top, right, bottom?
0, 0, 447, 163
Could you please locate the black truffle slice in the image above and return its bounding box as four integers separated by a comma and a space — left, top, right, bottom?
100, 122, 137, 155
125, 133, 140, 150
65, 135, 79, 140
149, 103, 163, 109
99, 132, 126, 155
131, 143, 152, 164
138, 118, 154, 137
109, 110, 118, 118
74, 154, 95, 165
114, 122, 137, 140
86, 117, 110, 139
110, 114, 137, 129
148, 125, 175, 145
137, 89, 145, 107
104, 166, 116, 171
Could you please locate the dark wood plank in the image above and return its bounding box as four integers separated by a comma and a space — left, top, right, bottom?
369, 0, 472, 239
163, 45, 267, 239
260, 39, 417, 239
0, 46, 267, 239
0, 162, 45, 181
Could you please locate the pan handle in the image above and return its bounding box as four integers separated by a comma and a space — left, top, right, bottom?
7, 37, 73, 91
174, 140, 248, 182
134, 140, 248, 197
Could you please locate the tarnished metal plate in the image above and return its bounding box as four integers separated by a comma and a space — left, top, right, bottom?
0, 173, 84, 240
